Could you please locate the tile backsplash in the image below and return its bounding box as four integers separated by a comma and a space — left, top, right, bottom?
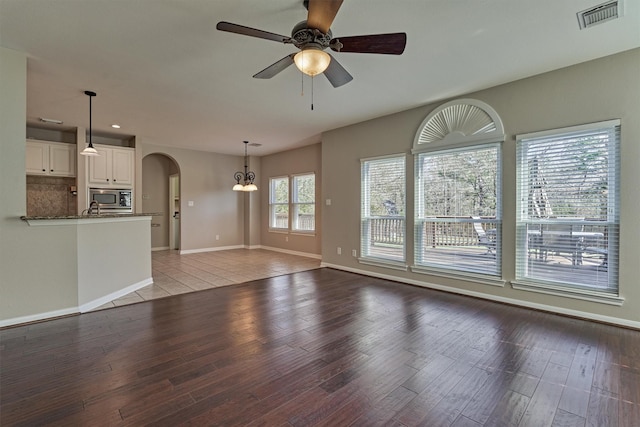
27, 176, 77, 216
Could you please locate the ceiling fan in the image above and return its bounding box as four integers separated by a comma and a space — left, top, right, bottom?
216, 0, 407, 88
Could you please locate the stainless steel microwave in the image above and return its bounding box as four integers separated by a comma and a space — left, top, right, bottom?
89, 188, 132, 213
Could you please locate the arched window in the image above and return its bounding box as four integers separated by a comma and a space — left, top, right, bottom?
412, 99, 505, 282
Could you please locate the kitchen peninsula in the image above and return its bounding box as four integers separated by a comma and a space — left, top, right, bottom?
20, 213, 156, 316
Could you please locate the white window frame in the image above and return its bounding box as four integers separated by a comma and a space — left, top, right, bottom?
291, 173, 316, 233
269, 176, 289, 231
512, 120, 622, 305
269, 173, 316, 234
412, 143, 503, 283
360, 154, 407, 270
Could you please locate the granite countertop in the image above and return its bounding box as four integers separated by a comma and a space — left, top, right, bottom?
21, 213, 161, 220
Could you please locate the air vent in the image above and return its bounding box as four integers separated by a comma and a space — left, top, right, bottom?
248, 143, 262, 147
577, 1, 622, 29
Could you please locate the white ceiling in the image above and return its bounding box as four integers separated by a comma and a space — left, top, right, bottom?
1, 0, 638, 156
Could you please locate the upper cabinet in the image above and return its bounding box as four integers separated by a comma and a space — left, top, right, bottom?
88, 144, 134, 187
26, 140, 76, 177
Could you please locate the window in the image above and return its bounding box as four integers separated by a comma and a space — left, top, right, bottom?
514, 120, 620, 299
269, 173, 315, 232
292, 174, 315, 232
414, 145, 502, 277
361, 155, 406, 266
269, 176, 289, 230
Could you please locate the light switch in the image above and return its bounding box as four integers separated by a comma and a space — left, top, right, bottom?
326, 199, 332, 206
188, 200, 194, 207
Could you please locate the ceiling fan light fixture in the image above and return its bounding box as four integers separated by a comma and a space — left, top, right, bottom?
294, 48, 331, 76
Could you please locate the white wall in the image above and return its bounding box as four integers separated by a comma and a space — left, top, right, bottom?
140, 141, 255, 252
77, 218, 152, 307
0, 47, 79, 322
322, 48, 640, 327
260, 143, 322, 255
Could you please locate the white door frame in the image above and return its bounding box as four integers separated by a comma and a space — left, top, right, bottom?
169, 174, 180, 250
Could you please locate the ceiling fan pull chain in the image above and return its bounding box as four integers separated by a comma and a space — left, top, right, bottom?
311, 75, 314, 111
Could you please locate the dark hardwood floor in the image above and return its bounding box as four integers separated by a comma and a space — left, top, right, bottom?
1, 268, 639, 426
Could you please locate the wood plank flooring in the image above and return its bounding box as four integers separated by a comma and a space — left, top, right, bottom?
2, 267, 639, 426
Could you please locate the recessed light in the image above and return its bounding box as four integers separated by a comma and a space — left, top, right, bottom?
111, 124, 121, 129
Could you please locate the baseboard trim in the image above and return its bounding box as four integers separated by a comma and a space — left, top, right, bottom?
320, 262, 640, 330
151, 246, 170, 252
78, 277, 154, 313
0, 307, 78, 328
260, 245, 322, 259
179, 245, 244, 255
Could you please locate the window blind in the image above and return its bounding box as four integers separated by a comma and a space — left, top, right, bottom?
414, 144, 501, 277
515, 121, 620, 294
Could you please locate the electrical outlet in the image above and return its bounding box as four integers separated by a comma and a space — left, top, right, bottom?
337, 247, 342, 255
216, 235, 220, 240
188, 200, 194, 207
285, 236, 289, 242
352, 249, 357, 257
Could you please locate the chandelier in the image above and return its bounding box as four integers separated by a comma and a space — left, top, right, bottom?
233, 141, 257, 192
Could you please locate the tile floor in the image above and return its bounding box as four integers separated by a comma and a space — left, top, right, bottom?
93, 249, 321, 310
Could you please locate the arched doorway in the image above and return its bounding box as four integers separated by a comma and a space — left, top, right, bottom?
142, 153, 180, 251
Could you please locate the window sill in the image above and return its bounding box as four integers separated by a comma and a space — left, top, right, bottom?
291, 231, 316, 237
268, 229, 316, 237
268, 229, 289, 234
358, 257, 408, 271
510, 280, 624, 306
411, 265, 505, 287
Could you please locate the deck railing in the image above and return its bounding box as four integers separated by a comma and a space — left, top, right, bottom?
369, 216, 405, 246
367, 216, 495, 247
274, 213, 315, 230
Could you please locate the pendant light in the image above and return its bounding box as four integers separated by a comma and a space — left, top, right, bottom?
80, 90, 100, 156
233, 141, 257, 192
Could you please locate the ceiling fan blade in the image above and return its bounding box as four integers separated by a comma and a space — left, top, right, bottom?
323, 54, 353, 88
253, 54, 296, 79
307, 0, 344, 34
216, 21, 291, 43
330, 33, 407, 55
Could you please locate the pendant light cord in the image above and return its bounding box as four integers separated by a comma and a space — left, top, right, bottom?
311, 75, 314, 111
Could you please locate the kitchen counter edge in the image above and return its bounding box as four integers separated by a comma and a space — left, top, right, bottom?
20, 213, 161, 226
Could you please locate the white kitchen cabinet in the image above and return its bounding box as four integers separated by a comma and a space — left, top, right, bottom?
26, 140, 76, 177
88, 144, 134, 187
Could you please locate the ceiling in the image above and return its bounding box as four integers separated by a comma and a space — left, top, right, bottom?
1, 0, 638, 156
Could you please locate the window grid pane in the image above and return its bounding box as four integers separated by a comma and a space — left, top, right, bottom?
292, 174, 315, 231
414, 144, 501, 277
361, 156, 406, 263
515, 123, 619, 294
